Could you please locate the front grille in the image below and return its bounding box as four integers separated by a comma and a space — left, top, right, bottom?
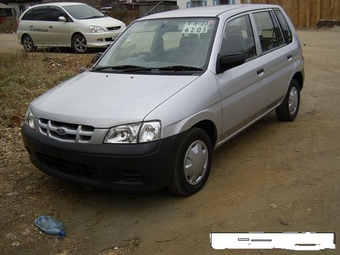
105, 37, 114, 42
37, 153, 140, 183
106, 26, 121, 31
38, 119, 94, 143
38, 153, 101, 180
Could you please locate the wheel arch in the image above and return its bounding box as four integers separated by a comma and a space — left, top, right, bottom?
71, 32, 85, 41
192, 120, 218, 149
292, 71, 304, 91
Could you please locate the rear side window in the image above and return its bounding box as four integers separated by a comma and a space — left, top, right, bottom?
274, 10, 293, 44
253, 11, 285, 53
221, 15, 256, 59
22, 7, 48, 21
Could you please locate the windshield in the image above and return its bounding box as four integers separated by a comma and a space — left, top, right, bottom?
63, 4, 104, 19
96, 18, 218, 72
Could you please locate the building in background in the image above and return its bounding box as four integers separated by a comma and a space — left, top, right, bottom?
0, 3, 15, 23
1, 0, 41, 18
178, 0, 240, 9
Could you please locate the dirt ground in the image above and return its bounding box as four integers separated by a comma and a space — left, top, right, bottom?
1, 28, 340, 255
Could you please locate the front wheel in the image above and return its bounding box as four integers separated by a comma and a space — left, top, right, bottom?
72, 34, 88, 53
168, 128, 212, 196
276, 79, 300, 122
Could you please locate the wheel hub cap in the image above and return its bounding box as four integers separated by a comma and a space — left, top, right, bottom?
184, 140, 208, 185
288, 87, 298, 115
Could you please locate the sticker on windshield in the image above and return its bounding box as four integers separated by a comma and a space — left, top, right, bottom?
182, 21, 209, 34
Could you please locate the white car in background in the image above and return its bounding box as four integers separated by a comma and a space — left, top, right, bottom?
16, 2, 126, 53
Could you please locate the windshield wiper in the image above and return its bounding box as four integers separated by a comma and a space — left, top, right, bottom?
159, 65, 203, 72
92, 65, 153, 73
92, 65, 203, 73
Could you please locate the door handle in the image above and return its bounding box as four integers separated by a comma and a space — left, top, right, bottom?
287, 54, 292, 60
49, 26, 53, 28
257, 68, 265, 76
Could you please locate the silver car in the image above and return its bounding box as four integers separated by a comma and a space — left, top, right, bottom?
22, 5, 304, 196
16, 2, 126, 53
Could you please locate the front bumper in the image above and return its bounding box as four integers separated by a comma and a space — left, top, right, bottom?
22, 124, 180, 193
84, 30, 123, 48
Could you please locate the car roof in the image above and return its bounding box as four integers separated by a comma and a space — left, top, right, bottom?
139, 4, 279, 20
29, 2, 86, 8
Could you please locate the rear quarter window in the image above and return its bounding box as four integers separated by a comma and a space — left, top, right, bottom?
274, 10, 293, 44
21, 9, 34, 20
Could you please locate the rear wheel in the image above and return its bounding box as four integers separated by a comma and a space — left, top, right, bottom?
276, 79, 300, 121
22, 35, 36, 52
168, 128, 212, 196
72, 34, 88, 53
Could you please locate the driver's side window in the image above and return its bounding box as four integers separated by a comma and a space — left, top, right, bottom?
48, 7, 67, 22
220, 15, 256, 59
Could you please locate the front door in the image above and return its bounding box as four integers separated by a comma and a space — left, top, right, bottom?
46, 7, 70, 46
216, 14, 268, 141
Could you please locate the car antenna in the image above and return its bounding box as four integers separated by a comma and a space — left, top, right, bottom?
144, 0, 165, 16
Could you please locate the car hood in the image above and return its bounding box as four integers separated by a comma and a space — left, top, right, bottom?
31, 72, 198, 128
77, 16, 124, 28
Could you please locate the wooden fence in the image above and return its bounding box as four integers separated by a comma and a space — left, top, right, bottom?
241, 0, 340, 28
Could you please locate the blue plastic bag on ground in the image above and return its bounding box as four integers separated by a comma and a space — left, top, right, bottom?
34, 215, 66, 238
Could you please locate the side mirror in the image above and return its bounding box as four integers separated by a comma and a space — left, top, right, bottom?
59, 16, 66, 22
216, 53, 247, 74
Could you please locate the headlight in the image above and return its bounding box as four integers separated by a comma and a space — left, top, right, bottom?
104, 123, 140, 143
25, 108, 35, 129
89, 25, 105, 33
104, 121, 161, 144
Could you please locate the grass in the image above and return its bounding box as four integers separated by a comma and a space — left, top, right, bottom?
0, 51, 92, 127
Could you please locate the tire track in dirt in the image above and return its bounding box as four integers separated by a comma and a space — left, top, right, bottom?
127, 115, 340, 254
133, 144, 340, 254
27, 118, 340, 254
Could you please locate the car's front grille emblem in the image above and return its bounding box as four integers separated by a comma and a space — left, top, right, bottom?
56, 128, 66, 136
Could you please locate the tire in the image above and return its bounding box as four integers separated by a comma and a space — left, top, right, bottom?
168, 128, 212, 196
22, 35, 36, 52
72, 34, 88, 53
276, 79, 300, 122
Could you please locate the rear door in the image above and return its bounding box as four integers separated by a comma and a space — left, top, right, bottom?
251, 9, 295, 109
23, 6, 49, 45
